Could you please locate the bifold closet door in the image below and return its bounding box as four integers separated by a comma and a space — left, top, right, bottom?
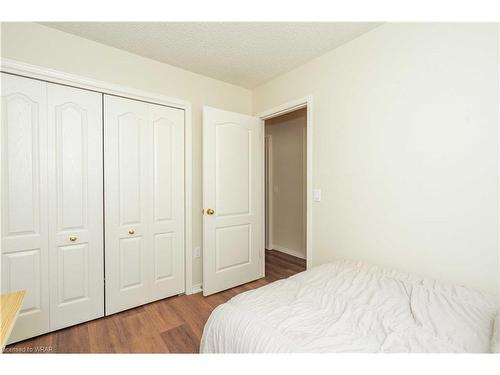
47, 83, 104, 330
104, 95, 185, 315
1, 73, 50, 343
1, 73, 104, 343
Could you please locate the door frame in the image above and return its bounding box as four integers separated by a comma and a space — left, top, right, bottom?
257, 95, 313, 270
264, 134, 273, 250
1, 58, 196, 295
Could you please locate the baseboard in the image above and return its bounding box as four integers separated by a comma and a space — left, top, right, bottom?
269, 244, 306, 260
190, 283, 203, 295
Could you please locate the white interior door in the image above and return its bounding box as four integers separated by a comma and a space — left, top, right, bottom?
47, 83, 104, 330
104, 95, 185, 315
1, 73, 50, 343
202, 106, 264, 296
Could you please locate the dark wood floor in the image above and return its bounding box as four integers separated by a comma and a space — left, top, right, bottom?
5, 250, 306, 354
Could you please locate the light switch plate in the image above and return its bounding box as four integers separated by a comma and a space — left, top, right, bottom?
313, 189, 322, 202
194, 246, 201, 258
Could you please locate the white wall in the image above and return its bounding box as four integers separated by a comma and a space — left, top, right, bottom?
254, 23, 500, 295
0, 22, 253, 287
265, 109, 307, 259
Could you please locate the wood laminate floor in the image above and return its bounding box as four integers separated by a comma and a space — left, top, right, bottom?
5, 250, 306, 354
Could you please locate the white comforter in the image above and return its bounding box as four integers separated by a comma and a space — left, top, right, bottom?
200, 260, 499, 353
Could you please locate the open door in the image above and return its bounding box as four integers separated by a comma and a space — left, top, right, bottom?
202, 106, 264, 296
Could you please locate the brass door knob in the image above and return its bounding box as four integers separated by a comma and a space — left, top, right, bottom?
69, 236, 77, 242
206, 208, 215, 216
128, 229, 135, 235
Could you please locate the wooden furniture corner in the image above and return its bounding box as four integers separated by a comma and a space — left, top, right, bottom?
1, 290, 26, 352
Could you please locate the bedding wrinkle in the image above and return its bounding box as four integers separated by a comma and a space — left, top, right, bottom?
201, 260, 498, 353
402, 284, 421, 327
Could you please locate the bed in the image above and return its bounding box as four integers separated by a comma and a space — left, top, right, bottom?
200, 259, 499, 353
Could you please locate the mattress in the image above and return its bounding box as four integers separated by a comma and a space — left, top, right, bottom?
200, 260, 499, 353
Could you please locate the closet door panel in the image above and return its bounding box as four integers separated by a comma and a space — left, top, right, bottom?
104, 95, 150, 314
47, 83, 104, 330
150, 104, 185, 300
105, 96, 185, 314
118, 112, 143, 226
119, 237, 144, 289
1, 73, 50, 343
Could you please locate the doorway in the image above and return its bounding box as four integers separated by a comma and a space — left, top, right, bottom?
264, 108, 307, 280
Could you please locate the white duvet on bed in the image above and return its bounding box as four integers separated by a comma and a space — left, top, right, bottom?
200, 260, 499, 353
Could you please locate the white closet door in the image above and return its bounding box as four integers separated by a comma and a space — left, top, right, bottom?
149, 104, 185, 300
104, 95, 185, 315
1, 73, 50, 343
47, 83, 104, 330
104, 95, 150, 314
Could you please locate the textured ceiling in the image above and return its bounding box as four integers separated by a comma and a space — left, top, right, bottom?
41, 22, 381, 88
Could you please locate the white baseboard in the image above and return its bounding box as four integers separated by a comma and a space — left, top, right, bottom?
269, 244, 306, 260
190, 283, 203, 295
